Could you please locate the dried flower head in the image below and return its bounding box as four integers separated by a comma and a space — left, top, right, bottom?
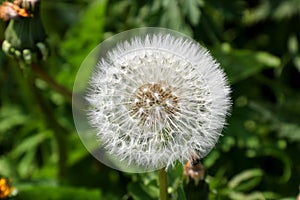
0, 178, 17, 199
1, 0, 48, 64
18, 0, 40, 13
0, 1, 21, 21
74, 28, 231, 172
0, 0, 35, 21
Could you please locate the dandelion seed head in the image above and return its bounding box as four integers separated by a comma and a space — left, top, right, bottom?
0, 2, 19, 20
73, 28, 231, 172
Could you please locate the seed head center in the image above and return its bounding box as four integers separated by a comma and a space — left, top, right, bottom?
129, 82, 179, 123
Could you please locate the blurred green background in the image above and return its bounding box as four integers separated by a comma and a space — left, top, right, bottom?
0, 0, 300, 199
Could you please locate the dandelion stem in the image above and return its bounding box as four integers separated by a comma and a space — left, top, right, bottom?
158, 168, 168, 200
31, 63, 85, 112
12, 62, 67, 179
31, 63, 72, 103
29, 64, 67, 178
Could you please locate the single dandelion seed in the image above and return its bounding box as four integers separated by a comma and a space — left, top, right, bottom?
73, 28, 231, 172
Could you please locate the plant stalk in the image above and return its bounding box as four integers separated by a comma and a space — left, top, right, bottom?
31, 63, 72, 103
31, 63, 85, 113
12, 62, 67, 179
158, 168, 168, 200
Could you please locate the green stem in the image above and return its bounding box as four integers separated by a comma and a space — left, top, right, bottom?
158, 168, 169, 200
31, 63, 72, 103
12, 62, 67, 179
10, 62, 35, 111
28, 70, 67, 179
31, 63, 85, 112
30, 81, 67, 178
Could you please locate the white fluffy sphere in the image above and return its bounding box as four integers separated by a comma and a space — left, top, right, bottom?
73, 28, 231, 172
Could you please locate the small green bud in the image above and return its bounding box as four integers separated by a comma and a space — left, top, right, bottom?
36, 42, 49, 61
2, 40, 11, 55
23, 49, 32, 64
14, 50, 22, 59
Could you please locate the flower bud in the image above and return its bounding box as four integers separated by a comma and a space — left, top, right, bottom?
0, 177, 17, 199
1, 0, 49, 64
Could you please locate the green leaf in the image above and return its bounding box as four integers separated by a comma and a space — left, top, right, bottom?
258, 148, 292, 184
59, 0, 107, 88
242, 1, 270, 25
160, 1, 182, 30
272, 0, 300, 20
66, 133, 90, 166
228, 169, 263, 192
128, 182, 156, 200
279, 198, 298, 200
0, 156, 18, 178
61, 0, 107, 67
278, 123, 300, 142
17, 186, 102, 200
288, 35, 298, 54
168, 164, 186, 200
211, 45, 281, 84
0, 105, 28, 133
10, 131, 51, 159
184, 0, 202, 25
228, 191, 266, 200
294, 56, 300, 73
18, 148, 36, 178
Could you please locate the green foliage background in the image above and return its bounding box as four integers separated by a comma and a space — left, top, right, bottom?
0, 0, 300, 199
